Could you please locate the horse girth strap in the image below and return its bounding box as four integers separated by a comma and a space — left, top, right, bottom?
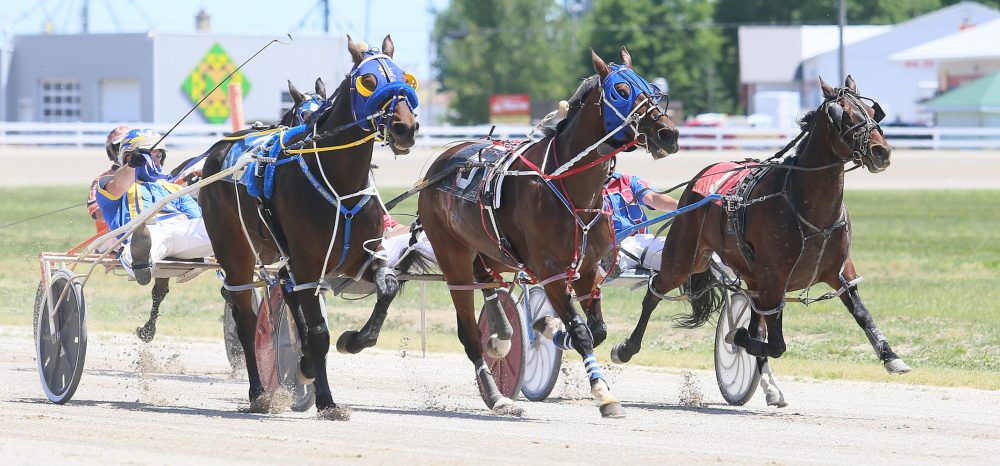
724, 165, 772, 268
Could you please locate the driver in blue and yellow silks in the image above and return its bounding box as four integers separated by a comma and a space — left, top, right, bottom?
94, 129, 214, 286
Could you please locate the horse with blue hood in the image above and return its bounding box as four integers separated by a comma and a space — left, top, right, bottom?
198, 35, 419, 419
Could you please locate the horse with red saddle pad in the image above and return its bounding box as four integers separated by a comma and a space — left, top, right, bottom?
611, 76, 912, 381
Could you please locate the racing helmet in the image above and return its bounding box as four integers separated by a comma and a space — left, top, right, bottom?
105, 125, 131, 164
118, 129, 167, 166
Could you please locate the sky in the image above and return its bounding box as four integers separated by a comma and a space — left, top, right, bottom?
0, 0, 449, 78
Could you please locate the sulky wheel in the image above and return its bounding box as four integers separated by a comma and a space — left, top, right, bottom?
254, 284, 315, 412
519, 285, 562, 402
714, 291, 761, 405
34, 268, 88, 404
477, 288, 526, 400
271, 286, 315, 412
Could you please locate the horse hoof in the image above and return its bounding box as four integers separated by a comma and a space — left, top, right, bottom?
336, 331, 358, 354
317, 406, 352, 421
135, 325, 155, 343
245, 393, 272, 414
884, 358, 912, 374
610, 342, 632, 364
485, 335, 511, 359
599, 402, 626, 419
491, 397, 524, 417
724, 329, 739, 345
765, 388, 788, 408
532, 315, 561, 340
297, 360, 316, 385
733, 327, 750, 347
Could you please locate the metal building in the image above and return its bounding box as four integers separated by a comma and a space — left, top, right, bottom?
2, 32, 349, 125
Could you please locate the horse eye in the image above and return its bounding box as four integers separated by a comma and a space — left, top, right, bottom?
616, 84, 630, 98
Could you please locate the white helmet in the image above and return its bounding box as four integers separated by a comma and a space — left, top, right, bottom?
118, 128, 167, 166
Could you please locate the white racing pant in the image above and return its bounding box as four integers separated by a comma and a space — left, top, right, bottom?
381, 231, 437, 269
121, 217, 215, 277
617, 233, 665, 271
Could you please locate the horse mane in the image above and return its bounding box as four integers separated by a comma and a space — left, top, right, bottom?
793, 109, 818, 158
311, 75, 352, 129
278, 99, 295, 126
539, 75, 599, 136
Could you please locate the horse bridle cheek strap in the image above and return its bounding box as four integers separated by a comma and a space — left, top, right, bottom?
823, 90, 884, 166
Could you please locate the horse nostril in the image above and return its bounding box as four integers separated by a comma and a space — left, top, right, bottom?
657, 127, 677, 143
391, 122, 410, 137
872, 144, 890, 159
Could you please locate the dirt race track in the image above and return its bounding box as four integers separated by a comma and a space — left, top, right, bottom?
2, 326, 998, 464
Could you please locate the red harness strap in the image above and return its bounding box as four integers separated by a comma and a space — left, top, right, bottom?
516, 138, 639, 181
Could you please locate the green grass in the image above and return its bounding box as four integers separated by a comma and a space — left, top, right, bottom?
2, 186, 998, 389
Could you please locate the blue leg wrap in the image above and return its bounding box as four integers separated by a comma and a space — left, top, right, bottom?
583, 353, 604, 381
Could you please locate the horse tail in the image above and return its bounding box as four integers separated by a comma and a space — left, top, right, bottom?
673, 269, 726, 329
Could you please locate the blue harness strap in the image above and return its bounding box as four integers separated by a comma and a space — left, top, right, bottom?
613, 194, 722, 243
333, 194, 372, 271
289, 154, 372, 272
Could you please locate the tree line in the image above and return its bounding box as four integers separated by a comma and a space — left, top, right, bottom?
432, 0, 997, 124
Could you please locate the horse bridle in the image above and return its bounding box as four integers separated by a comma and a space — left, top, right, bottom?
599, 63, 669, 149
822, 89, 886, 167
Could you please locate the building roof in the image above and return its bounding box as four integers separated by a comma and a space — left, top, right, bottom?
890, 18, 1000, 62
924, 71, 1000, 112
739, 25, 890, 83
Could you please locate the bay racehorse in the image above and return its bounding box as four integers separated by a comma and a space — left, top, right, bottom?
415, 48, 678, 417
199, 35, 419, 418
134, 78, 331, 347
611, 76, 912, 381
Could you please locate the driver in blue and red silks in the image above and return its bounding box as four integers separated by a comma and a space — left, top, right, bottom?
94, 129, 214, 286
603, 170, 679, 272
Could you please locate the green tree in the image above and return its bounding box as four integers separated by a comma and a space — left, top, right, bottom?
580, 0, 730, 116
432, 0, 578, 124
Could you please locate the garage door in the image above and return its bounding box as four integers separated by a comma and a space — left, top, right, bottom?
100, 80, 141, 122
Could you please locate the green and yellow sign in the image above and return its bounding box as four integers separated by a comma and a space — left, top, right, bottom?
181, 43, 252, 124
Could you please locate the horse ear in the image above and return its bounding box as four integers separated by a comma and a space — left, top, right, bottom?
819, 76, 837, 100
845, 74, 857, 93
591, 49, 611, 79
347, 34, 365, 65
382, 34, 395, 58
315, 78, 327, 99
619, 46, 633, 68
287, 79, 305, 105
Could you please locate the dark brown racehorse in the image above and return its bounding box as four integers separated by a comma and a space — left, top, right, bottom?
611, 76, 912, 376
199, 35, 419, 418
416, 48, 678, 418
133, 78, 331, 347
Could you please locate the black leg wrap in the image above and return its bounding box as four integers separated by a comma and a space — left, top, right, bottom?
374, 265, 399, 299
567, 315, 595, 355
588, 318, 607, 348
734, 327, 769, 357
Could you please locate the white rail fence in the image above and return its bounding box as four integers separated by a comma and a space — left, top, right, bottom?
1, 122, 998, 151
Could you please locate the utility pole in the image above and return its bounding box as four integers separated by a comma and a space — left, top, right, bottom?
838, 0, 846, 82
81, 0, 89, 33
323, 0, 330, 34
364, 0, 371, 43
